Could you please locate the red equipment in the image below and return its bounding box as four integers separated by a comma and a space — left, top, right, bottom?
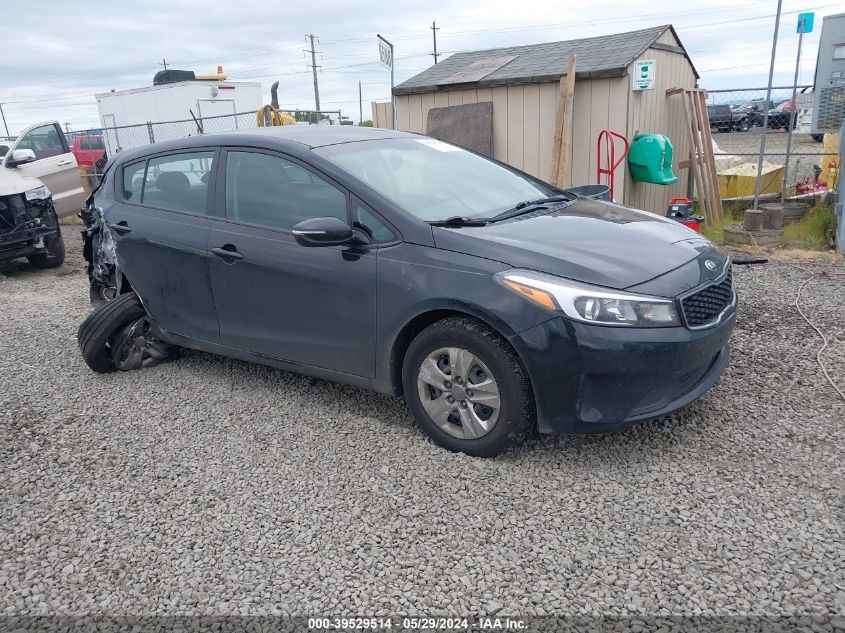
665, 197, 704, 232
596, 130, 629, 202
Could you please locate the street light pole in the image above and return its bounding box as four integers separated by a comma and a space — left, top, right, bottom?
752, 0, 783, 209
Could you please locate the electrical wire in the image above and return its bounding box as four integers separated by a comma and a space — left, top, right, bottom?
736, 225, 845, 403
795, 273, 845, 402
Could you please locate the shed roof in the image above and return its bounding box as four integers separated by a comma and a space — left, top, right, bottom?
393, 25, 697, 96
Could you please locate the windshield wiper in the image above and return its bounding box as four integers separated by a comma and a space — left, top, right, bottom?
427, 216, 489, 227
489, 196, 572, 222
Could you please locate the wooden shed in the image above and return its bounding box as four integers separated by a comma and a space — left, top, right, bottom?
377, 25, 699, 213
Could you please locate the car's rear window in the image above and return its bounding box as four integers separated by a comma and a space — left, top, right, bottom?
119, 151, 214, 214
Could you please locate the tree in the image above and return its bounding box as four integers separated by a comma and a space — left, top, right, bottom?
359, 120, 374, 127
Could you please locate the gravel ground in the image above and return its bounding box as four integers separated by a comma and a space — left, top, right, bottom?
1, 235, 844, 622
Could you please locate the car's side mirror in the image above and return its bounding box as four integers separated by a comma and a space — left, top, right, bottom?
292, 217, 367, 247
6, 149, 37, 168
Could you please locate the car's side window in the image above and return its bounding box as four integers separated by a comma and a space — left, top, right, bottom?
354, 203, 396, 243
225, 150, 347, 231
15, 124, 65, 161
122, 160, 147, 202
141, 151, 214, 214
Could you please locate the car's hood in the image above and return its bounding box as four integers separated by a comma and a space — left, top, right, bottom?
431, 197, 717, 290
0, 167, 45, 197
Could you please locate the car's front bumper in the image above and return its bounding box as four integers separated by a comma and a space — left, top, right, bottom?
0, 225, 58, 262
509, 303, 736, 434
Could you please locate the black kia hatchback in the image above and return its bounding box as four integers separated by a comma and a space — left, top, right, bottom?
79, 126, 736, 457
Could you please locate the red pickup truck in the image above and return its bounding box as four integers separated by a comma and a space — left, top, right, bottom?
72, 135, 106, 168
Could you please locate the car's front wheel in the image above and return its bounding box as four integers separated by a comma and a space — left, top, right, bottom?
403, 316, 534, 457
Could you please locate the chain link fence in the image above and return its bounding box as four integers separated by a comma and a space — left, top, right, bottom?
71, 109, 342, 193
703, 85, 841, 204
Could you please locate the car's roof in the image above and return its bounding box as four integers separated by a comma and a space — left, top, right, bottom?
111, 125, 418, 165
216, 125, 416, 148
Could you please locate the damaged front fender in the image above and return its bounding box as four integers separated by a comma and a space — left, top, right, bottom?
81, 200, 120, 304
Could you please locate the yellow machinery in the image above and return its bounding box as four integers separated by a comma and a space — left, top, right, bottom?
256, 81, 296, 127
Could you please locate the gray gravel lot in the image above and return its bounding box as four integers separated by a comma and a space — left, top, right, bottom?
1, 235, 844, 620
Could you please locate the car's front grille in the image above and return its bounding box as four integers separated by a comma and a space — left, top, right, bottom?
681, 269, 734, 328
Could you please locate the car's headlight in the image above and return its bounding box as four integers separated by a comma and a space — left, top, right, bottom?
25, 186, 51, 201
496, 269, 680, 327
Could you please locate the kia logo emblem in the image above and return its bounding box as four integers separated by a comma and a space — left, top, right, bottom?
705, 259, 718, 271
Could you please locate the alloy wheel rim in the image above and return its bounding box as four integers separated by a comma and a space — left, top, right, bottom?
109, 317, 165, 371
416, 346, 501, 440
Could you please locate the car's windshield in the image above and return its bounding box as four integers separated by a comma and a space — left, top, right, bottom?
315, 137, 558, 221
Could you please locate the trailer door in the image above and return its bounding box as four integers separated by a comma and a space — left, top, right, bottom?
196, 99, 238, 132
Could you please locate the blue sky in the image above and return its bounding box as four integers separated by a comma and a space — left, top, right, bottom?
1, 0, 840, 133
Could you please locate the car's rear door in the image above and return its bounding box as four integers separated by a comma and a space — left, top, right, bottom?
107, 148, 220, 344
7, 122, 85, 217
207, 147, 379, 378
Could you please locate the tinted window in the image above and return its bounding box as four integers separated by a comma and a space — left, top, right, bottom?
16, 124, 64, 161
142, 152, 214, 214
354, 204, 395, 243
122, 161, 146, 201
225, 151, 347, 230
0, 144, 9, 158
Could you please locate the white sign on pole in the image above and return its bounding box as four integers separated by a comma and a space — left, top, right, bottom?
379, 39, 393, 69
632, 59, 656, 91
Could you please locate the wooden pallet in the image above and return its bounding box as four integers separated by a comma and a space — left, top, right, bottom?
667, 88, 723, 223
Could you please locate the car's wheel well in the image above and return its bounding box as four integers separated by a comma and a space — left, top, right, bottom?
390, 309, 521, 397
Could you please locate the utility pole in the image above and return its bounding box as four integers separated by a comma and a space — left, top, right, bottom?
359, 80, 363, 124
431, 21, 440, 64
782, 13, 811, 199
752, 0, 783, 209
64, 122, 71, 134
306, 34, 321, 112
0, 103, 9, 138
160, 58, 169, 71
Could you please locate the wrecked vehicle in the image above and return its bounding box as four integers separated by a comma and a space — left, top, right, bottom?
1, 122, 86, 267
79, 127, 736, 457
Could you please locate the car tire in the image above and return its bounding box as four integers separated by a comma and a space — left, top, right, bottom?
402, 316, 534, 457
736, 118, 750, 132
27, 230, 65, 269
77, 291, 146, 373
811, 134, 824, 143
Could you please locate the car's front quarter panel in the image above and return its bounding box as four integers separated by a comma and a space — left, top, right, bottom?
372, 242, 556, 394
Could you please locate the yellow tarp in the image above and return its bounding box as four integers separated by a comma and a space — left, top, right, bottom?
717, 161, 785, 199
820, 132, 840, 187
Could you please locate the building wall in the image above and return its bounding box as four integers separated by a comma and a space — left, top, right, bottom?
624, 29, 697, 213
392, 30, 697, 212
394, 79, 628, 194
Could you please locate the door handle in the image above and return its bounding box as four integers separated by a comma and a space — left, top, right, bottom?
107, 222, 132, 235
212, 246, 243, 261
57, 160, 73, 166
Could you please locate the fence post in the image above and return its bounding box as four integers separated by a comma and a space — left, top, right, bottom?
147, 122, 155, 144
836, 120, 844, 256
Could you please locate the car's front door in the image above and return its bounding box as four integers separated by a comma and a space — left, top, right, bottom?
107, 149, 220, 344
7, 122, 85, 217
208, 148, 378, 378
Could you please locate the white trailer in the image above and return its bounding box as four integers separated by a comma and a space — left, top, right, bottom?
95, 81, 262, 155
